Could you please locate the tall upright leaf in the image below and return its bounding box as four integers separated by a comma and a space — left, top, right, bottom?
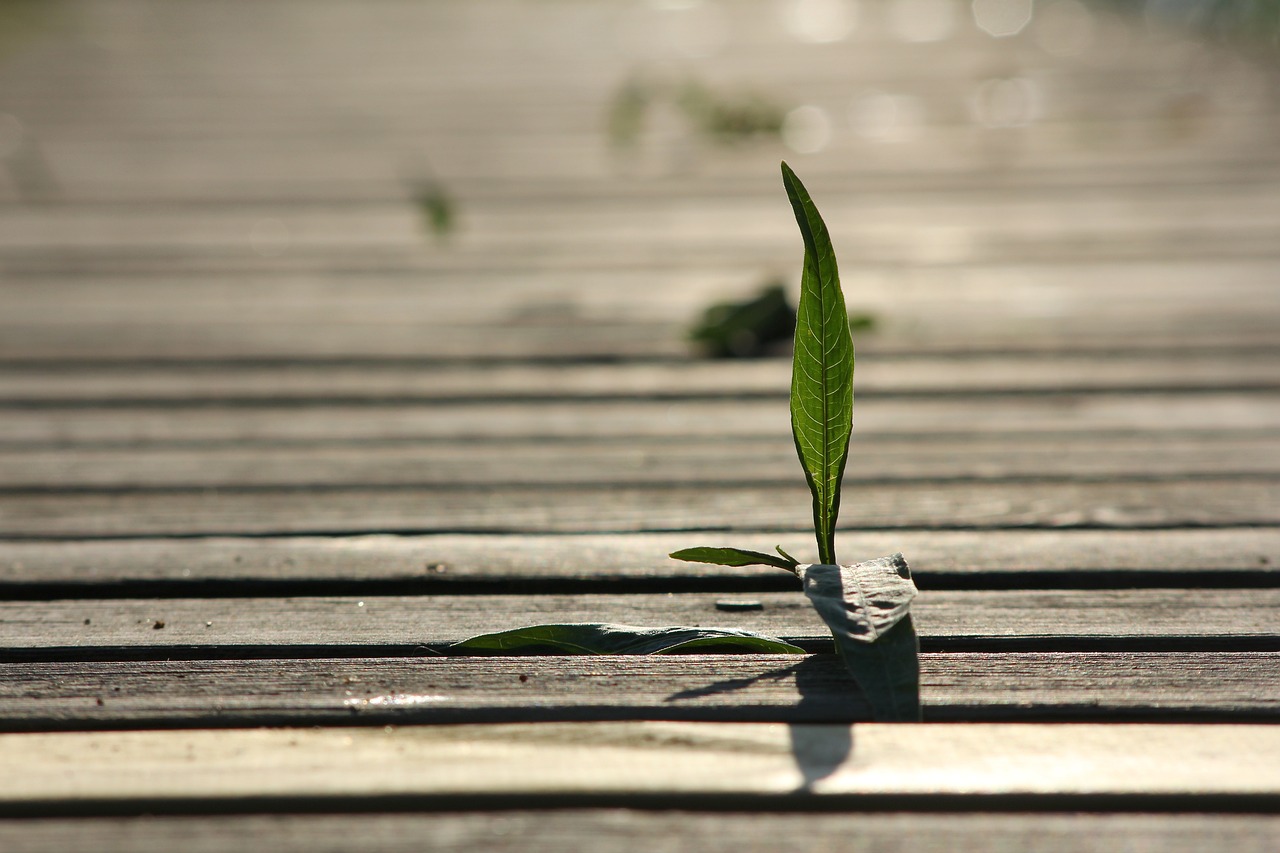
782, 162, 853, 565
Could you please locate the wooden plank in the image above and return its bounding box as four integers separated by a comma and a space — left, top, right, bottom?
2, 356, 1277, 403
0, 321, 693, 363
4, 4, 1274, 203
0, 479, 1273, 538
1, 258, 1274, 361
1, 249, 1276, 315
0, 723, 1276, 812
1, 262, 1277, 340
6, 162, 1280, 240
2, 435, 1274, 490
0, 0, 1234, 84
18, 142, 1280, 202
3, 259, 1275, 321
5, 322, 1278, 363
2, 529, 1275, 586
2, 590, 1276, 650
2, 812, 1277, 853
3, 395, 1277, 447
17, 121, 1280, 194
0, 0, 1210, 81
2, 319, 1275, 362
1, 653, 1275, 730
5, 223, 1280, 278
7, 186, 1280, 254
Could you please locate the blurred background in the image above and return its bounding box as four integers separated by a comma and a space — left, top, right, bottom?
2, 0, 1278, 367
0, 0, 1279, 550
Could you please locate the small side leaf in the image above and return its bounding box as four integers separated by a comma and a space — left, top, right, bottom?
451, 623, 805, 656
799, 554, 920, 722
670, 546, 798, 573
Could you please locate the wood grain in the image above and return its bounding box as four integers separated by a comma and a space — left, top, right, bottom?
3, 529, 1274, 586
1, 435, 1274, 490
1, 723, 1276, 812
1, 0, 1277, 837
0, 479, 1273, 538
3, 812, 1276, 853
6, 189, 1280, 259
3, 261, 1277, 329
4, 319, 1274, 361
1, 272, 1275, 359
1, 653, 1275, 730
3, 590, 1276, 650
4, 395, 1276, 447
3, 354, 1277, 402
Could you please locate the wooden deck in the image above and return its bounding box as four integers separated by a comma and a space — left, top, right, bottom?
2, 0, 1278, 849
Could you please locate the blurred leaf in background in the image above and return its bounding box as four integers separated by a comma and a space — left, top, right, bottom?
607, 73, 785, 150
0, 0, 67, 60
689, 283, 797, 358
689, 284, 876, 359
675, 79, 785, 145
414, 180, 458, 241
1105, 0, 1280, 48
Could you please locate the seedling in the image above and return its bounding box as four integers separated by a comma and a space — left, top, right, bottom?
670, 163, 920, 721
455, 163, 920, 722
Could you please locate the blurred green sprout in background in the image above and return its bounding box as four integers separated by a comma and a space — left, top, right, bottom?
607, 73, 785, 150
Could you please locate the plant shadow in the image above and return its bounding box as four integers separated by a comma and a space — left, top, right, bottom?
663, 660, 802, 703
788, 654, 857, 792
663, 655, 860, 792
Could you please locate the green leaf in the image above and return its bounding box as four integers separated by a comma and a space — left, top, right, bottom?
799, 554, 921, 722
451, 623, 805, 655
669, 546, 798, 572
782, 161, 854, 565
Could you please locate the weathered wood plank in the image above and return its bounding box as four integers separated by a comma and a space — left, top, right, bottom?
0, 321, 693, 363
0, 479, 1273, 538
2, 812, 1276, 853
3, 259, 1276, 360
0, 0, 1214, 83
2, 435, 1274, 490
4, 395, 1275, 447
0, 0, 1271, 833
12, 104, 1280, 192
2, 590, 1275, 650
3, 260, 1276, 327
2, 529, 1274, 586
5, 320, 1277, 362
0, 1, 1244, 88
2, 271, 1275, 355
1, 723, 1276, 812
7, 185, 1280, 254
2, 355, 1277, 403
1, 653, 1274, 730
